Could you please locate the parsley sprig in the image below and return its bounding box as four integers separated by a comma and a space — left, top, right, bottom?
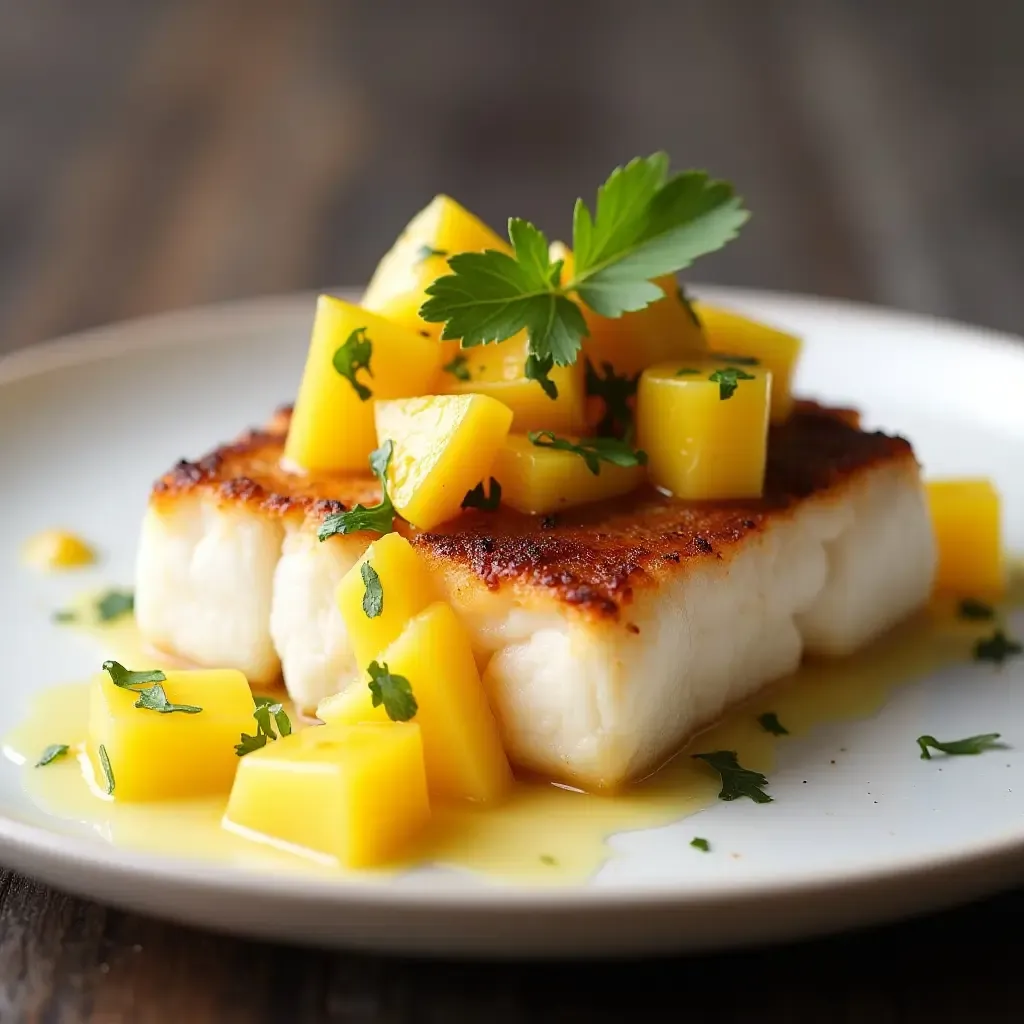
102, 660, 201, 715
367, 661, 418, 722
917, 733, 1003, 759
709, 366, 755, 400
236, 697, 293, 756
528, 430, 647, 476
692, 750, 772, 803
361, 561, 383, 618
585, 360, 639, 440
420, 154, 748, 375
332, 326, 373, 401
319, 441, 397, 540
974, 629, 1023, 665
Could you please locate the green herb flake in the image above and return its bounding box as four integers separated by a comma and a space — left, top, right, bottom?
708, 366, 755, 400
236, 697, 293, 756
52, 609, 77, 624
462, 477, 502, 511
97, 590, 134, 622
416, 245, 449, 263
102, 660, 201, 714
103, 661, 166, 690
524, 351, 559, 400
709, 351, 759, 366
585, 359, 639, 439
540, 854, 558, 866
361, 561, 384, 618
757, 712, 789, 736
319, 441, 397, 540
974, 629, 1023, 665
690, 837, 710, 852
958, 598, 995, 621
675, 368, 701, 376
367, 660, 418, 722
98, 744, 115, 795
332, 326, 374, 401
917, 733, 1003, 760
35, 744, 70, 767
442, 354, 472, 382
527, 430, 647, 476
132, 684, 201, 715
692, 750, 772, 803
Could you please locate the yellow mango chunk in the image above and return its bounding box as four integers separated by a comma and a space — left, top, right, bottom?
374, 394, 513, 530
439, 332, 587, 434
223, 723, 430, 868
362, 195, 511, 357
87, 668, 255, 801
491, 434, 646, 515
284, 295, 440, 474
21, 529, 96, 570
637, 359, 771, 500
318, 602, 512, 803
925, 479, 1005, 596
551, 242, 706, 377
693, 303, 802, 423
335, 533, 440, 669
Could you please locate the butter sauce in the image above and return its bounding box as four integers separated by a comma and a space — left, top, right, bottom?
6, 570, 1021, 884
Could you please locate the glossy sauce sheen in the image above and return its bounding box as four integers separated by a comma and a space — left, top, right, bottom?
7, 574, 1020, 884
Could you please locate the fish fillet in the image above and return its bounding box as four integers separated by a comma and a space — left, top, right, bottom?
135, 402, 936, 789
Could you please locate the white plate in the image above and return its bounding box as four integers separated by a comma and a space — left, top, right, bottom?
1, 287, 1023, 958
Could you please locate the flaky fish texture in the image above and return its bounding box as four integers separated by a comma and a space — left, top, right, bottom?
135, 402, 936, 789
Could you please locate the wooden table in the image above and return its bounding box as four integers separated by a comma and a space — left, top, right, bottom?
1, 1, 1022, 1018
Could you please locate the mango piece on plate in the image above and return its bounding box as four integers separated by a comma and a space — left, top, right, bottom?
284, 295, 440, 474
87, 667, 255, 801
925, 479, 1005, 596
693, 303, 802, 423
439, 332, 587, 435
637, 358, 771, 500
318, 602, 512, 803
374, 394, 513, 530
223, 723, 430, 868
335, 532, 440, 669
490, 434, 646, 515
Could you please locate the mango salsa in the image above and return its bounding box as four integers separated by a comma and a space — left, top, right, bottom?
223, 723, 430, 868
439, 332, 587, 434
284, 295, 439, 474
87, 668, 255, 801
491, 434, 646, 515
374, 394, 513, 530
637, 359, 771, 500
318, 602, 512, 803
925, 479, 1005, 596
693, 303, 802, 423
335, 533, 439, 669
21, 529, 96, 570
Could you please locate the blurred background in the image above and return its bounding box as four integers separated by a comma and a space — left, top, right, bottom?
2, 0, 1023, 355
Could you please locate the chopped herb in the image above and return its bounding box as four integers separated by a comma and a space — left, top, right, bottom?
318, 441, 397, 540
585, 359, 639, 439
958, 597, 995, 621
709, 352, 759, 366
524, 351, 558, 400
917, 733, 1003, 760
367, 660, 417, 722
98, 744, 114, 795
234, 733, 268, 757
540, 854, 558, 866
527, 430, 647, 476
442, 354, 471, 381
361, 561, 383, 618
708, 366, 755, 400
674, 368, 700, 376
416, 244, 448, 263
974, 629, 1023, 665
103, 661, 165, 690
757, 712, 789, 736
690, 837, 710, 852
675, 284, 702, 327
52, 609, 77, 624
692, 750, 772, 803
97, 590, 134, 622
462, 478, 502, 511
420, 154, 748, 380
132, 685, 201, 715
102, 660, 201, 714
35, 744, 69, 767
236, 697, 292, 756
332, 326, 374, 401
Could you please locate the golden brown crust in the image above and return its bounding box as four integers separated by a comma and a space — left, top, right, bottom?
150, 400, 915, 616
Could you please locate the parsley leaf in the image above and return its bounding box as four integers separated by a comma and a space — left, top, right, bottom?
102, 661, 201, 714
367, 660, 418, 722
462, 478, 502, 511
332, 326, 374, 401
235, 733, 267, 756
98, 744, 114, 795
361, 561, 383, 618
708, 366, 755, 400
757, 712, 789, 736
442, 354, 471, 381
524, 351, 558, 400
236, 697, 293, 756
133, 684, 201, 715
97, 590, 134, 622
318, 441, 397, 540
692, 750, 772, 803
36, 744, 69, 767
917, 733, 1003, 759
527, 430, 647, 476
974, 629, 1023, 665
958, 598, 995, 621
585, 359, 639, 439
52, 609, 77, 624
675, 368, 700, 376
690, 837, 710, 852
103, 661, 166, 690
416, 244, 448, 263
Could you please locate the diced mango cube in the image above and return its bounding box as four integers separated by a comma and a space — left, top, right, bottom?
21, 529, 96, 570
551, 242, 707, 377
284, 295, 440, 474
925, 479, 1005, 596
693, 303, 802, 423
374, 394, 513, 530
335, 533, 440, 669
318, 602, 512, 803
223, 723, 430, 868
362, 195, 511, 357
87, 668, 255, 801
439, 332, 587, 434
637, 359, 771, 500
490, 434, 646, 515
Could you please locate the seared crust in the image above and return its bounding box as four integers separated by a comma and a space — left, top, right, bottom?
150, 400, 916, 618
